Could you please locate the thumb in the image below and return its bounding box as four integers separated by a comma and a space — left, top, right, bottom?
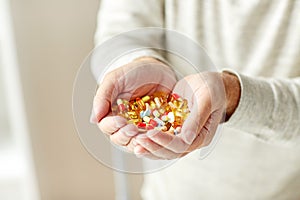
180, 95, 211, 144
90, 73, 121, 123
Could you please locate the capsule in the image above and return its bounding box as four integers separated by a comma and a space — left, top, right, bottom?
171, 93, 180, 100
167, 112, 175, 123
114, 91, 190, 134
137, 122, 147, 129
147, 124, 154, 130
118, 104, 126, 112
161, 115, 169, 122
154, 97, 161, 108
165, 122, 172, 131
143, 116, 151, 123
142, 95, 151, 102
153, 110, 160, 118
136, 98, 145, 110
149, 119, 158, 127
154, 117, 164, 126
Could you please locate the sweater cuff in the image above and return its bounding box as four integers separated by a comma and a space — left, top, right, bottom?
222, 69, 274, 137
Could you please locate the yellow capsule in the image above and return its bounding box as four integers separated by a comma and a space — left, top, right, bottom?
165, 105, 172, 112
173, 100, 180, 108
150, 101, 156, 109
127, 111, 138, 119
175, 111, 183, 117
181, 99, 188, 109
130, 102, 139, 110
168, 102, 177, 109
142, 95, 151, 102
176, 108, 182, 112
178, 101, 184, 109
128, 118, 141, 124
136, 98, 145, 110
111, 105, 118, 114
127, 111, 137, 115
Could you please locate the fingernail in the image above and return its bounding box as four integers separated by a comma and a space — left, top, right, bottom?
134, 146, 143, 156
125, 130, 137, 137
89, 110, 97, 124
183, 131, 197, 145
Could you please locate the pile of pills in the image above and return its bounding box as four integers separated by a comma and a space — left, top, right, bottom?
112, 92, 190, 135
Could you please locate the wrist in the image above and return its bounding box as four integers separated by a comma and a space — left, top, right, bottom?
221, 71, 241, 121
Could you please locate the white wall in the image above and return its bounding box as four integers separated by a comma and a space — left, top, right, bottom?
9, 0, 143, 199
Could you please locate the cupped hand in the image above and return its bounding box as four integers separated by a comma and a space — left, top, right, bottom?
134, 72, 235, 160
91, 57, 177, 149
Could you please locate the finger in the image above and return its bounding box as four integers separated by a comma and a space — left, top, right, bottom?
109, 123, 139, 146
172, 74, 211, 145
198, 109, 223, 147
98, 116, 127, 135
145, 130, 191, 154
92, 72, 123, 123
135, 134, 180, 159
180, 91, 211, 144
134, 145, 161, 160
127, 138, 137, 152
185, 131, 205, 152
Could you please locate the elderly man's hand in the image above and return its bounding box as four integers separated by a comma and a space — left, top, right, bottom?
133, 71, 241, 160
91, 57, 177, 150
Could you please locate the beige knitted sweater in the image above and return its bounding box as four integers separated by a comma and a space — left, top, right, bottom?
95, 0, 300, 199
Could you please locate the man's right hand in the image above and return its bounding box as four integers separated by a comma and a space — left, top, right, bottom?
90, 57, 177, 151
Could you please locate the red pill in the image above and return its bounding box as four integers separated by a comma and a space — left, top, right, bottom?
147, 124, 154, 130
149, 119, 158, 127
118, 104, 126, 112
172, 93, 180, 100
137, 122, 147, 129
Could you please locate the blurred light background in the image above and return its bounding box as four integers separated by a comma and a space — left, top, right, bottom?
0, 0, 142, 199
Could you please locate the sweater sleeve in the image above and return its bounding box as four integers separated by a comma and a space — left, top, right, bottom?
91, 0, 166, 83
224, 69, 300, 145
94, 0, 164, 45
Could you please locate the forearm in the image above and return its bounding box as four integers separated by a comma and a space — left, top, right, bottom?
221, 71, 241, 120
223, 69, 300, 144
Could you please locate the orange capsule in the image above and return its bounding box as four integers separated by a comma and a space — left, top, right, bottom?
175, 116, 183, 124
